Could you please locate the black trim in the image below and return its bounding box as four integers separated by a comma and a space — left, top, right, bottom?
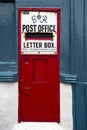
0, 0, 14, 3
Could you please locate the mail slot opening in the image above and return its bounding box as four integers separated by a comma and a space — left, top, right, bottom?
25, 33, 53, 40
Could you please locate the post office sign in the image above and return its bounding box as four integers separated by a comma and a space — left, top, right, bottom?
20, 9, 58, 54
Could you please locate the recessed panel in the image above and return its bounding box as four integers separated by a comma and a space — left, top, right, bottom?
33, 59, 48, 81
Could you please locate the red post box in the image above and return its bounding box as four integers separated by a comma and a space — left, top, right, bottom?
18, 8, 60, 122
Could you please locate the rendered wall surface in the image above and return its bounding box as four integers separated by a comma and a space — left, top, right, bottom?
60, 84, 73, 130
0, 83, 72, 130
0, 83, 18, 130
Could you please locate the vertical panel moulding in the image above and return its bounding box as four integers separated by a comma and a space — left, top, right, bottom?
71, 1, 77, 129
75, 0, 85, 80
70, 0, 74, 74
84, 0, 87, 129
69, 0, 72, 73
60, 0, 70, 73
84, 0, 87, 81
71, 0, 86, 130
73, 0, 86, 129
76, 84, 87, 130
71, 0, 76, 74
83, 0, 87, 129
85, 84, 87, 130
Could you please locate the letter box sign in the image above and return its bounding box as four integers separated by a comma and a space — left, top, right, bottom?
20, 8, 59, 55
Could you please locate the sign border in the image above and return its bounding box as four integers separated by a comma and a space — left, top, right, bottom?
18, 8, 60, 56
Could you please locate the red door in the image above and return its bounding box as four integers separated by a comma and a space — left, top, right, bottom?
18, 8, 60, 122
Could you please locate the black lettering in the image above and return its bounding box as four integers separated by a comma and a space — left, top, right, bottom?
29, 25, 33, 32
39, 42, 42, 48
33, 43, 35, 48
22, 25, 37, 32
44, 42, 54, 48
23, 42, 30, 48
37, 25, 56, 32
32, 15, 37, 23
45, 25, 49, 32
42, 25, 45, 32
23, 42, 26, 48
51, 43, 54, 47
22, 25, 26, 32
29, 25, 37, 32
26, 25, 29, 32
29, 42, 32, 48
24, 42, 42, 48
38, 25, 42, 32
33, 25, 37, 32
50, 25, 53, 32
43, 16, 47, 23
23, 25, 56, 33
44, 42, 47, 48
53, 25, 56, 32
48, 43, 51, 48
36, 42, 42, 48
40, 16, 47, 23
49, 25, 56, 32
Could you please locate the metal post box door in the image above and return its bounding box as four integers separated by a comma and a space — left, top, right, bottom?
18, 8, 60, 122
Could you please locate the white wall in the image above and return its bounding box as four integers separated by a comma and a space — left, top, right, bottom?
0, 83, 18, 130
0, 83, 73, 130
60, 84, 73, 130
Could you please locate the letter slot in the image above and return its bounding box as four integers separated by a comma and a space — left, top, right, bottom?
25, 32, 53, 40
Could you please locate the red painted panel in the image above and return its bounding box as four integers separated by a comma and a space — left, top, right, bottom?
33, 59, 48, 81
18, 8, 60, 123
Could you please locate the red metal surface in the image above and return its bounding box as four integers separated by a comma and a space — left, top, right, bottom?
18, 8, 60, 123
